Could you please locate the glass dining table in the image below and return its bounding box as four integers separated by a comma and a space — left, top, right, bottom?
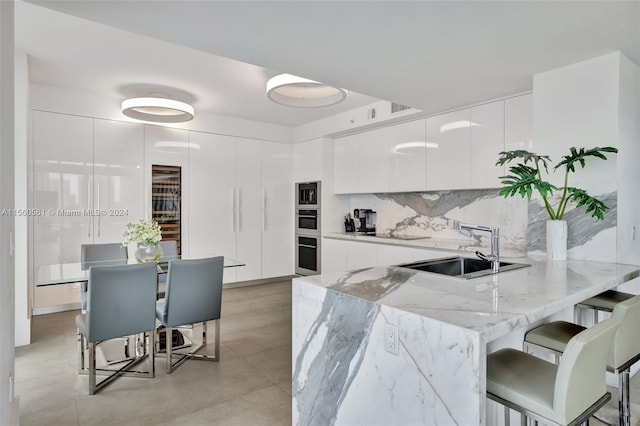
35, 255, 245, 287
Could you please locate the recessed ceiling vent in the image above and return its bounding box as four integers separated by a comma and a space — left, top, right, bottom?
391, 103, 411, 114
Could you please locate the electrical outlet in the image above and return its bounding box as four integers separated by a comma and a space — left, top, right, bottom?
384, 324, 399, 356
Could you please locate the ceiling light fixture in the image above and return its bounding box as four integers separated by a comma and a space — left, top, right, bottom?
266, 74, 348, 108
121, 97, 195, 123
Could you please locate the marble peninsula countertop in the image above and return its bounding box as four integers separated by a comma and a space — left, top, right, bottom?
296, 257, 640, 343
324, 231, 528, 258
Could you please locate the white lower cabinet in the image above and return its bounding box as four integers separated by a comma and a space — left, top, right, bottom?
321, 238, 349, 274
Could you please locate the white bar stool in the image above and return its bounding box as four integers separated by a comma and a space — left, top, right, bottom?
524, 295, 640, 426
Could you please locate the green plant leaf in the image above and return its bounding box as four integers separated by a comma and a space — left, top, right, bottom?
554, 146, 618, 172
496, 150, 552, 173
565, 187, 609, 221
498, 164, 557, 200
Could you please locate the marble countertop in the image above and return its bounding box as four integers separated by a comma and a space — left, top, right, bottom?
294, 257, 640, 342
324, 232, 528, 258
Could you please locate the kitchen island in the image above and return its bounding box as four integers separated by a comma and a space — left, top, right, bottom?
292, 256, 640, 425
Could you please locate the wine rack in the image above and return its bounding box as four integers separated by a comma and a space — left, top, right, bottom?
151, 165, 181, 254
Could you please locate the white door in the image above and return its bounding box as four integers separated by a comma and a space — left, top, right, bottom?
236, 138, 262, 282
187, 132, 237, 283
262, 141, 293, 278
93, 119, 145, 243
32, 111, 93, 308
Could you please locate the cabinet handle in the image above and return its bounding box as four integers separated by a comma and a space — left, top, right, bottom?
262, 188, 267, 232
237, 187, 242, 232
97, 182, 101, 238
231, 188, 236, 233
298, 244, 317, 249
87, 181, 92, 238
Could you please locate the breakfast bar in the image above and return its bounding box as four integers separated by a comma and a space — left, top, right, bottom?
292, 257, 640, 425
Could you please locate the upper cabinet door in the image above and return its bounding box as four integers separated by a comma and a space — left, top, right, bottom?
386, 119, 427, 192
359, 127, 390, 193
470, 101, 505, 189
262, 142, 293, 278
505, 94, 533, 153
334, 133, 360, 194
426, 109, 471, 190
93, 119, 144, 243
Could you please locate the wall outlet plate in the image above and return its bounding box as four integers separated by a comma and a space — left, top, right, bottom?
385, 324, 399, 356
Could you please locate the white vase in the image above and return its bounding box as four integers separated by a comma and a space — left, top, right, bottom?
546, 220, 567, 261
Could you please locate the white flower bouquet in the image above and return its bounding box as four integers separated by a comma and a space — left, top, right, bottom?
122, 219, 162, 247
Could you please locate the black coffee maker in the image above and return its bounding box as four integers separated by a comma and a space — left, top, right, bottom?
353, 209, 377, 234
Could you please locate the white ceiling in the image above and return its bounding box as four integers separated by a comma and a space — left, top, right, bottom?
18, 1, 640, 128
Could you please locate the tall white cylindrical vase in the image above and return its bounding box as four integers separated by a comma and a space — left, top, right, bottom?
546, 219, 567, 261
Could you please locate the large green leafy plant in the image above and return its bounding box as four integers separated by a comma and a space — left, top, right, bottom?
496, 147, 618, 221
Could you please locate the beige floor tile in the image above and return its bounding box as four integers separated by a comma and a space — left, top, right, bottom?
244, 344, 292, 385
17, 281, 293, 426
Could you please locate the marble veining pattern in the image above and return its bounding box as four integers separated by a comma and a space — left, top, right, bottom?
292, 285, 379, 426
350, 189, 527, 256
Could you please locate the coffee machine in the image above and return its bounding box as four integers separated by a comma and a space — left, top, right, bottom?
353, 209, 377, 234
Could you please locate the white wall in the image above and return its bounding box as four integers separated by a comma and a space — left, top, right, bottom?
616, 54, 640, 265
14, 51, 29, 346
532, 52, 628, 262
0, 1, 18, 423
30, 84, 294, 144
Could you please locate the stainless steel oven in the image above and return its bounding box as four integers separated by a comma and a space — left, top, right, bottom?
295, 235, 321, 275
296, 181, 320, 208
296, 209, 320, 236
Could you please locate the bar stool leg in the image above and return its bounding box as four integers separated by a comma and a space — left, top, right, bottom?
619, 368, 631, 426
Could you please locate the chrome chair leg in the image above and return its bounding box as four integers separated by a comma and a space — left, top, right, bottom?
77, 330, 85, 374
619, 368, 631, 426
166, 326, 173, 374
504, 406, 510, 426
89, 342, 97, 395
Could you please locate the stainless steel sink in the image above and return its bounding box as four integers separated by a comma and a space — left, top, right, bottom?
396, 256, 530, 280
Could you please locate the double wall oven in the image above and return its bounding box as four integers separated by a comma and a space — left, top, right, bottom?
295, 181, 321, 275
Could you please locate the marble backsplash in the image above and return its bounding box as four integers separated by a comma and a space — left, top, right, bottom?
347, 189, 617, 261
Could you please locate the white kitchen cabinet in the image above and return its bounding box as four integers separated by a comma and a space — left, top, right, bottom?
188, 134, 291, 283
505, 94, 533, 152
359, 127, 390, 193
470, 101, 505, 189
386, 120, 427, 192
262, 142, 293, 278
346, 240, 378, 270
426, 109, 471, 190
93, 119, 145, 242
333, 133, 360, 194
187, 131, 236, 283
235, 139, 263, 282
32, 112, 145, 311
321, 238, 349, 274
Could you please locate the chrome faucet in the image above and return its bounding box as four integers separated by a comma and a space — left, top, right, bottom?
458, 223, 500, 273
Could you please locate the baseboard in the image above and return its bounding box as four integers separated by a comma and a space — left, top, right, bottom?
32, 302, 81, 316
223, 275, 293, 289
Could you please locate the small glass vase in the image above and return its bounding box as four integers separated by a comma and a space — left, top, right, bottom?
135, 242, 163, 263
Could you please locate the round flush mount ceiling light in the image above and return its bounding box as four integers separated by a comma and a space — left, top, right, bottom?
266, 74, 348, 108
121, 97, 195, 123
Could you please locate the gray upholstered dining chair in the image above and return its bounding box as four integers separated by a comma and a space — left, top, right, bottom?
157, 240, 178, 299
76, 262, 158, 395
155, 256, 224, 374
80, 243, 128, 309
524, 295, 640, 426
488, 317, 620, 426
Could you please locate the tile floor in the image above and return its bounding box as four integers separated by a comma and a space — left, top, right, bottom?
15, 280, 292, 426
